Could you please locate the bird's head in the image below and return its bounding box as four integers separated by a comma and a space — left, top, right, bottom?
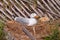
30, 13, 40, 19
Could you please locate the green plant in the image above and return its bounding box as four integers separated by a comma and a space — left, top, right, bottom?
44, 24, 60, 40
44, 29, 60, 40
0, 21, 7, 40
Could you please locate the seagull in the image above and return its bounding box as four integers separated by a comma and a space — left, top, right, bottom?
12, 13, 40, 36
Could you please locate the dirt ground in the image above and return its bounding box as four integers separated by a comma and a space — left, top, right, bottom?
4, 19, 60, 40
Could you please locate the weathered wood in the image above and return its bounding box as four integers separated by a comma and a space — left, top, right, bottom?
47, 0, 60, 14
15, 0, 30, 17
0, 14, 8, 22
42, 0, 60, 17
55, 0, 60, 6
0, 9, 12, 20
20, 0, 31, 12
0, 0, 60, 22
9, 0, 27, 17
11, 6, 21, 17
51, 0, 60, 11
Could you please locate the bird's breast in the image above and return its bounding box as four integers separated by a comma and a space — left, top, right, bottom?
28, 18, 37, 26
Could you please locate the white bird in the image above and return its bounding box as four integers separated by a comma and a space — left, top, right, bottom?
12, 13, 39, 36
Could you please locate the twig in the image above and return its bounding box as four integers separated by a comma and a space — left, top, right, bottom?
22, 24, 36, 40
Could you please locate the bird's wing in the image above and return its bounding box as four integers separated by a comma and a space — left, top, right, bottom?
15, 17, 29, 24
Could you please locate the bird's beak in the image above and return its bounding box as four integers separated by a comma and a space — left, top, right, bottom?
34, 16, 40, 19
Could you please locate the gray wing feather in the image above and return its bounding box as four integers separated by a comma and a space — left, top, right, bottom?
15, 17, 29, 24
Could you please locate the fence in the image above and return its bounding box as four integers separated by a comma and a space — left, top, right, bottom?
0, 0, 60, 23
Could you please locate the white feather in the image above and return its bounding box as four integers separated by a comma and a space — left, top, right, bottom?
14, 13, 37, 26
30, 13, 37, 18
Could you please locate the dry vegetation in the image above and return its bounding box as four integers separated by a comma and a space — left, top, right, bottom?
4, 19, 60, 40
